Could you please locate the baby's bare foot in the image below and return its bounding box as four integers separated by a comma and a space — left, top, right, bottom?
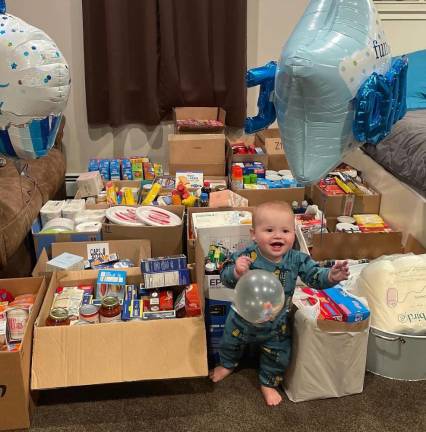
209, 366, 234, 382
261, 385, 283, 406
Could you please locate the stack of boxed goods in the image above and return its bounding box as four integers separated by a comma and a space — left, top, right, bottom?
168, 107, 226, 177
285, 285, 370, 402
41, 255, 201, 326
227, 135, 304, 205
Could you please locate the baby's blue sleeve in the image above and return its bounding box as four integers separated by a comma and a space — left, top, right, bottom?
297, 252, 335, 290
220, 248, 250, 289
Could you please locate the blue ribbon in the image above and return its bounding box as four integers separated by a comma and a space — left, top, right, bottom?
245, 61, 277, 134
353, 57, 408, 144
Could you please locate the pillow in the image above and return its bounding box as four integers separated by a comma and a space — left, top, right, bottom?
403, 50, 426, 110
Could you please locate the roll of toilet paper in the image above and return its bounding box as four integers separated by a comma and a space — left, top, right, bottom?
40, 200, 66, 227
62, 199, 86, 220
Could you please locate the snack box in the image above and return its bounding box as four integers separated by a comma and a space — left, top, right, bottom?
141, 255, 187, 273
143, 269, 190, 289
301, 287, 343, 321
323, 287, 370, 323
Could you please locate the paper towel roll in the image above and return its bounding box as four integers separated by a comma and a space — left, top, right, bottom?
75, 221, 102, 232
40, 200, 66, 227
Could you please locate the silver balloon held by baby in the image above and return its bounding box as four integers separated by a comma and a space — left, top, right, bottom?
234, 270, 285, 324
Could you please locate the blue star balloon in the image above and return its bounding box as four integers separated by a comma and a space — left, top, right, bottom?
275, 0, 397, 184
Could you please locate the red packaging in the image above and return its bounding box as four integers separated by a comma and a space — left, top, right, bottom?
185, 284, 201, 317
301, 287, 343, 321
143, 289, 174, 312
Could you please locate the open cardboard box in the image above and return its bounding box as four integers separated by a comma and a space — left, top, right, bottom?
231, 186, 305, 206
31, 266, 207, 390
255, 128, 289, 171
311, 182, 381, 217
32, 216, 102, 259
102, 205, 184, 257
173, 107, 226, 133
186, 206, 255, 263
0, 277, 47, 431
33, 239, 151, 277
226, 135, 268, 175
168, 133, 226, 176
296, 218, 405, 260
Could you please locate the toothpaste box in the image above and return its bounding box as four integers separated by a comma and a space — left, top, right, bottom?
121, 299, 143, 321
143, 269, 190, 289
140, 255, 187, 273
323, 286, 370, 322
301, 287, 343, 321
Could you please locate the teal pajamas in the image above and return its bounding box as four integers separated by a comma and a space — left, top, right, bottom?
219, 243, 334, 387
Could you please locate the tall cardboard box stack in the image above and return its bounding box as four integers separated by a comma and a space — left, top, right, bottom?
0, 277, 47, 431
168, 107, 226, 176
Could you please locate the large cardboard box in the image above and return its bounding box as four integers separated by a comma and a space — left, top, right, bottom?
0, 277, 47, 431
311, 183, 381, 217
168, 133, 226, 176
174, 107, 226, 133
102, 205, 184, 257
33, 239, 152, 277
255, 128, 289, 171
32, 217, 102, 259
31, 268, 207, 390
296, 220, 405, 261
226, 135, 268, 175
232, 187, 305, 206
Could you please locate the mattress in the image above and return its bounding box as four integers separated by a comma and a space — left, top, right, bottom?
362, 111, 426, 197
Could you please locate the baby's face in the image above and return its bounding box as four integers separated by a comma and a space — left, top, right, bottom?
251, 208, 295, 262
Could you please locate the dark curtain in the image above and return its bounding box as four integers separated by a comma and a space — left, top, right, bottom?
82, 0, 247, 128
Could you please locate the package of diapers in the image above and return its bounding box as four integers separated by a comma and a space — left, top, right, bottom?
357, 254, 426, 335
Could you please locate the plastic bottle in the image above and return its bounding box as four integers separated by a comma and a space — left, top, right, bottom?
201, 181, 211, 197
199, 192, 209, 207
231, 166, 244, 190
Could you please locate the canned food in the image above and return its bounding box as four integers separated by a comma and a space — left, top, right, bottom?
6, 307, 29, 341
99, 296, 121, 323
46, 307, 70, 327
79, 304, 99, 323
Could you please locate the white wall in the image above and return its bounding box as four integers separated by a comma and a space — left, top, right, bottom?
8, 0, 426, 173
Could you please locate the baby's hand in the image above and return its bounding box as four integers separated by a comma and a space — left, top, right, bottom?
234, 256, 252, 279
328, 260, 350, 284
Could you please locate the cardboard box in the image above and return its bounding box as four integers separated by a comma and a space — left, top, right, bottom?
33, 239, 152, 277
226, 135, 268, 175
102, 206, 184, 257
174, 107, 226, 133
231, 187, 305, 206
32, 217, 102, 259
31, 268, 207, 390
0, 277, 47, 431
296, 220, 405, 260
256, 128, 283, 155
311, 183, 381, 217
168, 133, 226, 176
186, 207, 255, 263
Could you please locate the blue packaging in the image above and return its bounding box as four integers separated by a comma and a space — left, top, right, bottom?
323, 286, 370, 322
88, 158, 100, 172
141, 255, 187, 274
121, 299, 143, 320
143, 268, 190, 289
99, 159, 110, 181
110, 159, 121, 180
96, 269, 127, 299
121, 159, 133, 180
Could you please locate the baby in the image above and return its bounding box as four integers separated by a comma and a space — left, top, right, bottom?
209, 201, 349, 406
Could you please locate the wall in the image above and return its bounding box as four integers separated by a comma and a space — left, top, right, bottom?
7, 0, 426, 173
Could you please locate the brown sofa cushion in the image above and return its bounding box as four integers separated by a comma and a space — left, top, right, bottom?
0, 149, 65, 268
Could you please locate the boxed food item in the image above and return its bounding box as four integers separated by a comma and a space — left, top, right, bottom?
323, 287, 370, 323
143, 269, 190, 289
141, 255, 187, 273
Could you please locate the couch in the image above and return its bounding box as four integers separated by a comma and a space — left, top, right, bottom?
0, 139, 66, 278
